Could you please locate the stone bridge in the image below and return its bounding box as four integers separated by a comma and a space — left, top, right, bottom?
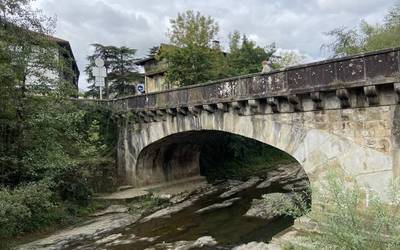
110, 47, 400, 198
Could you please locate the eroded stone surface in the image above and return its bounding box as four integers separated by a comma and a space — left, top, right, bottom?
232, 241, 270, 250
17, 213, 141, 250
92, 205, 129, 216
219, 177, 260, 198
144, 236, 217, 250
195, 197, 241, 214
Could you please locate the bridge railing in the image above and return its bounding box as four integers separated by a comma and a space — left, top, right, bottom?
112, 47, 400, 112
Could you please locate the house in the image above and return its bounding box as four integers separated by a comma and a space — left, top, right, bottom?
134, 44, 175, 93
48, 36, 80, 90
136, 41, 226, 93
24, 34, 80, 90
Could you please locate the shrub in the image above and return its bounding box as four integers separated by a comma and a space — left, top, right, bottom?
56, 165, 92, 206
0, 181, 55, 236
276, 171, 400, 250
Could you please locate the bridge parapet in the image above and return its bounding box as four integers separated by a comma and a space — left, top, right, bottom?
112, 48, 400, 121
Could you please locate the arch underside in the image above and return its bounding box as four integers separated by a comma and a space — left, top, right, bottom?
118, 106, 395, 198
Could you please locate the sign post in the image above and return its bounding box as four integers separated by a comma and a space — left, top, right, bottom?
92, 58, 106, 100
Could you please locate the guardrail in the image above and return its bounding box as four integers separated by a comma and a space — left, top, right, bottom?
111, 47, 400, 113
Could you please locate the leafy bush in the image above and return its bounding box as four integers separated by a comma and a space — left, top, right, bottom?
276, 171, 400, 250
55, 165, 92, 206
0, 181, 55, 236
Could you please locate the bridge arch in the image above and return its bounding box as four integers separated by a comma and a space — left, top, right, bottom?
118, 108, 393, 198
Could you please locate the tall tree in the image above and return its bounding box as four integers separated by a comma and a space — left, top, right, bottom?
159, 10, 225, 86
0, 0, 77, 185
168, 10, 219, 47
85, 44, 143, 98
227, 31, 276, 75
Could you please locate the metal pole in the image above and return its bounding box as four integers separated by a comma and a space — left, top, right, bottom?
99, 86, 103, 100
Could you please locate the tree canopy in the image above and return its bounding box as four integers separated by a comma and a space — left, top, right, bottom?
323, 1, 400, 57
159, 11, 282, 87
85, 44, 143, 98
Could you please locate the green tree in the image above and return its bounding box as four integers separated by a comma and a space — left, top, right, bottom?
0, 0, 77, 186
168, 10, 219, 47
159, 10, 226, 86
227, 31, 276, 75
323, 1, 400, 57
85, 44, 143, 98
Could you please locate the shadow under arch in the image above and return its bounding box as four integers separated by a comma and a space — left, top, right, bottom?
135, 130, 310, 190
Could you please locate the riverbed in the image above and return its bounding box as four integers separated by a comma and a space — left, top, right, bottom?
18, 165, 309, 250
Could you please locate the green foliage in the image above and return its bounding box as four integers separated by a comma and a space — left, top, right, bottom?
276, 171, 400, 250
160, 11, 278, 87
168, 10, 219, 48
158, 11, 227, 87
324, 1, 400, 57
159, 44, 227, 86
0, 0, 118, 240
227, 31, 276, 75
0, 181, 55, 237
85, 44, 144, 98
200, 132, 296, 180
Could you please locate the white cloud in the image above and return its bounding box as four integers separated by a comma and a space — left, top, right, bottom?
35, 0, 397, 90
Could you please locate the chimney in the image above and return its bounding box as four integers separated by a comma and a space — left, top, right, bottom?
212, 40, 220, 50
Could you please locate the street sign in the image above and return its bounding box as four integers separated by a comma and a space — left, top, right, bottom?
92, 66, 106, 87
137, 83, 145, 94
92, 58, 107, 99
95, 58, 104, 67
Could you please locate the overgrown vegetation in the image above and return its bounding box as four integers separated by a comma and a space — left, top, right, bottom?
199, 132, 297, 181
274, 171, 400, 250
0, 0, 118, 241
323, 1, 400, 57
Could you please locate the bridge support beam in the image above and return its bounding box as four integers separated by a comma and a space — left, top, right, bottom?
177, 107, 189, 115
336, 89, 351, 108
217, 103, 229, 112
189, 106, 201, 116
266, 97, 280, 113
287, 94, 302, 112
203, 104, 217, 113
364, 86, 379, 106
310, 92, 323, 110
232, 101, 250, 115
167, 108, 177, 116
394, 82, 400, 103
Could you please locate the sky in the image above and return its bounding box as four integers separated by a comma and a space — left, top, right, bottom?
34, 0, 397, 90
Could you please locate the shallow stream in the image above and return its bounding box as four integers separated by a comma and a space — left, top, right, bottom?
94, 184, 293, 249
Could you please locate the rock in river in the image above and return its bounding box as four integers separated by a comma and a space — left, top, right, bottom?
232, 241, 270, 250
219, 177, 260, 198
195, 197, 241, 214
145, 236, 217, 250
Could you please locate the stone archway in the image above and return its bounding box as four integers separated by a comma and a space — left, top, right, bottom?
118, 106, 394, 198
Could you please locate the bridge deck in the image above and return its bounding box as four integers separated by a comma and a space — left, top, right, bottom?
111, 47, 400, 112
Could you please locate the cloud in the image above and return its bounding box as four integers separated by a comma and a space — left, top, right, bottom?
35, 0, 397, 90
